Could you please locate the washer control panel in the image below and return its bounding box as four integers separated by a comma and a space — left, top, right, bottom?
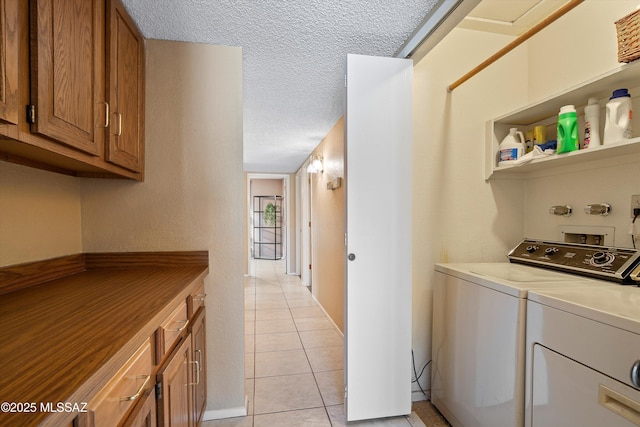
508, 239, 640, 282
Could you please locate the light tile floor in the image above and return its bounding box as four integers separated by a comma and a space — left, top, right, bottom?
202, 259, 444, 427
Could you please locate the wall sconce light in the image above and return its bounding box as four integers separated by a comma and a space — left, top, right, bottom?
327, 177, 342, 190
584, 203, 611, 216
306, 155, 323, 173
549, 205, 572, 217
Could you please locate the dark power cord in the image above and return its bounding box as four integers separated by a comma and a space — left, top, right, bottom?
411, 350, 431, 397
633, 208, 640, 249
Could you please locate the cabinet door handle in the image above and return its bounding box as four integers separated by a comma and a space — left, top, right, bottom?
167, 319, 189, 332
193, 293, 207, 301
102, 102, 110, 128
117, 374, 151, 402
112, 112, 122, 136
189, 360, 200, 386
599, 384, 640, 425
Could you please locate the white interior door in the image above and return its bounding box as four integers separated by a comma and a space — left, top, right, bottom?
345, 54, 413, 421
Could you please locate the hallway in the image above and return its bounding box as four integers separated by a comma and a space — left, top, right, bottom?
203, 259, 431, 426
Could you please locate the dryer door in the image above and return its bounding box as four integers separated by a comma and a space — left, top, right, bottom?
530, 344, 640, 427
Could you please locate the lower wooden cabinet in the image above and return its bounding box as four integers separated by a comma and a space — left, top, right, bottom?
157, 337, 192, 427
191, 309, 207, 426
157, 306, 207, 427
85, 338, 154, 427
122, 387, 157, 427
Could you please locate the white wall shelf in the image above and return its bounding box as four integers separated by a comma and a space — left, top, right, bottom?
485, 60, 640, 180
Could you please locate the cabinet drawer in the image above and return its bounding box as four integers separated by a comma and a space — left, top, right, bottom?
157, 301, 188, 361
88, 338, 153, 427
188, 283, 206, 318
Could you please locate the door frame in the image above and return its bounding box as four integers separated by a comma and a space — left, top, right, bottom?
246, 173, 292, 276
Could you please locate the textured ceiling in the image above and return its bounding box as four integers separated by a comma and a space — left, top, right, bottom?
120, 0, 439, 173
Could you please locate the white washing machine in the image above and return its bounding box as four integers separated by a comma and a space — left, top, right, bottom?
431, 239, 640, 427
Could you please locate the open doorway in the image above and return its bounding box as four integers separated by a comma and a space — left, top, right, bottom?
246, 174, 295, 277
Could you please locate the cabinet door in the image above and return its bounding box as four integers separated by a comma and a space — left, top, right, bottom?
191, 309, 206, 426
106, 0, 144, 173
0, 0, 18, 125
158, 337, 192, 427
122, 387, 157, 427
29, 0, 105, 155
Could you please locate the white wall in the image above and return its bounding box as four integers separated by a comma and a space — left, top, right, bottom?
80, 40, 245, 416
524, 0, 640, 247
411, 28, 528, 398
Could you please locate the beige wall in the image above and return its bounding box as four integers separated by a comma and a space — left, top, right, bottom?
0, 39, 244, 416
80, 40, 245, 415
524, 1, 640, 247
309, 118, 345, 332
411, 27, 528, 398
0, 163, 82, 266
251, 178, 283, 196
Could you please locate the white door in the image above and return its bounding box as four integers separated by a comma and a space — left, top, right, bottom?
344, 54, 413, 421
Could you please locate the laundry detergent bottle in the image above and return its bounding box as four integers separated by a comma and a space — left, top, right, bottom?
498, 128, 525, 166
557, 105, 578, 154
583, 97, 601, 149
604, 88, 633, 144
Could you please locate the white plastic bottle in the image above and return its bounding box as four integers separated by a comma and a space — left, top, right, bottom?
583, 97, 601, 149
498, 128, 524, 166
603, 88, 633, 144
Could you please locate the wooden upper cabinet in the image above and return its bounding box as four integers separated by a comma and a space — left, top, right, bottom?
29, 0, 105, 156
0, 0, 18, 125
106, 0, 144, 173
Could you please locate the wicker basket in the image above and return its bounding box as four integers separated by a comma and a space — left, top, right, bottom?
616, 8, 640, 63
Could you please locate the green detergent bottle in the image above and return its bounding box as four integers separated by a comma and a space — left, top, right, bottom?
557, 104, 578, 154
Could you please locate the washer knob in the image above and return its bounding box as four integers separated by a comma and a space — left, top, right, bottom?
544, 247, 559, 256
526, 245, 539, 253
592, 252, 609, 265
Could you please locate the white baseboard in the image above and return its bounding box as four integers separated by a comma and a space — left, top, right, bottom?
202, 397, 248, 421
310, 293, 343, 338
411, 390, 430, 402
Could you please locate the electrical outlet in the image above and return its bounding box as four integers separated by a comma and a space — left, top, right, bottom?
631, 195, 640, 218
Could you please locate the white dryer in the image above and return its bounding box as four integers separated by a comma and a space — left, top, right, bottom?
431, 239, 640, 427
526, 285, 640, 427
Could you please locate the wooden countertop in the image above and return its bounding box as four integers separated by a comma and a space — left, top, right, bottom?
0, 252, 208, 427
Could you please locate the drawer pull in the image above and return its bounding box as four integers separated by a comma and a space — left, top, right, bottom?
167, 319, 189, 332
189, 359, 201, 386
599, 384, 640, 425
118, 375, 151, 402
193, 293, 207, 302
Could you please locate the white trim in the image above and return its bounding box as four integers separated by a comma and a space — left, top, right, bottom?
247, 173, 292, 274
311, 292, 343, 338
202, 395, 249, 421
